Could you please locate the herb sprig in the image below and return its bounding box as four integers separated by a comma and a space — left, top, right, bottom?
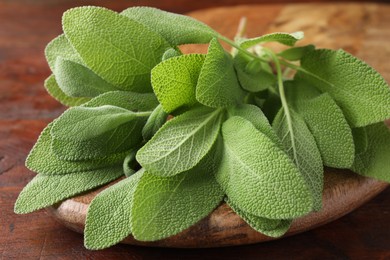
14, 6, 390, 250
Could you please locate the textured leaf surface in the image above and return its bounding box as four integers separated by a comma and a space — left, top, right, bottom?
45, 34, 84, 72
299, 49, 390, 127
239, 31, 303, 49
278, 45, 315, 61
272, 108, 323, 211
352, 123, 390, 182
85, 170, 143, 249
121, 7, 217, 45
226, 199, 291, 238
44, 75, 90, 107
216, 116, 313, 219
14, 166, 123, 214
295, 93, 355, 168
51, 105, 140, 141
82, 91, 158, 111
151, 54, 205, 113
142, 104, 168, 141
196, 38, 244, 107
137, 107, 222, 176
131, 161, 224, 241
55, 57, 117, 97
26, 123, 128, 175
63, 6, 170, 92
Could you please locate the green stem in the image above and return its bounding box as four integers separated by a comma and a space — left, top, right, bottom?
135, 111, 153, 117
218, 35, 268, 63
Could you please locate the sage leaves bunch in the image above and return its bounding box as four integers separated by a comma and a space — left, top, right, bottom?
15, 6, 390, 250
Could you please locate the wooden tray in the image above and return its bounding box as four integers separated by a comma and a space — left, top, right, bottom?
47, 4, 389, 248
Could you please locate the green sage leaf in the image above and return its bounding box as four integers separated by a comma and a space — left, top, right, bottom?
14, 166, 123, 214
278, 45, 315, 61
142, 104, 168, 141
239, 31, 304, 49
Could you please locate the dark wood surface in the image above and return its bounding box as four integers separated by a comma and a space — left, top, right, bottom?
1, 1, 390, 259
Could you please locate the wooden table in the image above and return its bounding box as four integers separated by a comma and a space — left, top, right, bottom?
1, 1, 389, 259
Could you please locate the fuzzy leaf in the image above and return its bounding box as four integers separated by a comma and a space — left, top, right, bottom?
151, 54, 205, 113
51, 105, 141, 141
84, 170, 143, 250
239, 31, 304, 49
352, 123, 390, 182
63, 6, 170, 92
196, 38, 245, 107
298, 49, 390, 127
136, 107, 223, 176
54, 57, 118, 97
295, 93, 355, 168
142, 104, 168, 141
45, 34, 84, 72
121, 7, 218, 45
14, 166, 123, 214
226, 199, 292, 238
131, 160, 224, 241
26, 123, 129, 175
272, 108, 323, 211
216, 116, 313, 219
44, 75, 90, 107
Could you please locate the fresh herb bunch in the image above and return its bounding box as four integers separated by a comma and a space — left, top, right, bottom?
14, 6, 390, 250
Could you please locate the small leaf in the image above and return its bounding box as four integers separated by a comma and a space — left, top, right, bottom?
278, 45, 315, 61
51, 105, 141, 141
142, 104, 168, 141
162, 48, 182, 61
298, 49, 390, 127
272, 108, 323, 211
352, 123, 390, 182
196, 38, 245, 107
14, 166, 123, 214
136, 107, 223, 176
216, 116, 313, 219
123, 150, 138, 177
131, 159, 224, 241
239, 31, 304, 49
45, 34, 84, 72
54, 57, 118, 97
84, 170, 143, 250
63, 6, 170, 92
44, 75, 90, 107
226, 199, 291, 238
295, 93, 355, 168
121, 7, 218, 45
151, 54, 205, 113
26, 123, 129, 175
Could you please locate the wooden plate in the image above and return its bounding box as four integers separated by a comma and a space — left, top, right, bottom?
47, 5, 389, 248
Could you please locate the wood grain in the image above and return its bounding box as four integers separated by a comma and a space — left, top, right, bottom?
1, 1, 390, 258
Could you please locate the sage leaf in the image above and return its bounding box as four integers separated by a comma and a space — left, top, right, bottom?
298, 49, 390, 127
226, 199, 292, 238
196, 38, 245, 107
295, 93, 355, 168
162, 48, 182, 61
216, 116, 313, 219
44, 75, 90, 107
136, 107, 223, 176
51, 105, 143, 141
121, 7, 218, 45
84, 170, 143, 250
131, 161, 224, 241
63, 6, 170, 92
227, 104, 280, 145
239, 31, 304, 49
278, 45, 315, 61
45, 34, 84, 72
142, 104, 168, 141
123, 150, 138, 177
352, 122, 390, 182
54, 57, 118, 97
272, 108, 323, 211
82, 91, 159, 112
234, 53, 276, 92
26, 123, 129, 175
151, 54, 205, 113
14, 166, 123, 214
